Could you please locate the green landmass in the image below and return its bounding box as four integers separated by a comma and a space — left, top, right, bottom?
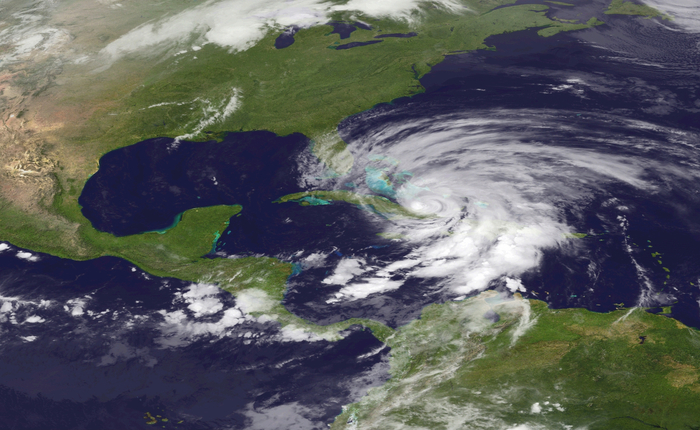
92, 205, 239, 274
1, 1, 607, 289
539, 16, 605, 37
21, 200, 394, 340
332, 291, 700, 429
87, 3, 603, 146
0, 0, 645, 348
4, 5, 700, 424
276, 190, 428, 219
605, 0, 671, 19
544, 1, 574, 5
6, 203, 298, 302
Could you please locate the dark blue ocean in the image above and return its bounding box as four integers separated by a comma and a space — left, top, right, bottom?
3, 6, 700, 429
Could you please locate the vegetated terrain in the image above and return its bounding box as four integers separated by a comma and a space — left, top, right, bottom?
1, 1, 606, 269
333, 291, 700, 430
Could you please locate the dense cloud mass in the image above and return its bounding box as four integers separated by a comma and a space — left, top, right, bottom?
642, 0, 700, 32
321, 108, 700, 306
0, 257, 318, 353
100, 0, 465, 62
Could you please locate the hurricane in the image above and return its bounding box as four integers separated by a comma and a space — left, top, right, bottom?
320, 106, 700, 314
4, 0, 700, 426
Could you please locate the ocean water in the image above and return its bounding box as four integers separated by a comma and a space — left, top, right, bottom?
80, 131, 311, 237
7, 6, 700, 428
0, 245, 388, 429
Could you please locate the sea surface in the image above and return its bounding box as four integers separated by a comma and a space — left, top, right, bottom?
4, 6, 700, 429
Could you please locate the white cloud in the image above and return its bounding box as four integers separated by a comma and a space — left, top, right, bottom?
235, 288, 276, 313
0, 301, 14, 313
504, 277, 526, 293
175, 88, 241, 141
375, 259, 421, 277
338, 292, 548, 430
242, 402, 325, 430
530, 402, 542, 414
99, 0, 466, 63
181, 282, 225, 316
0, 243, 9, 252
278, 324, 325, 342
65, 298, 89, 316
323, 257, 421, 301
322, 258, 366, 285
16, 251, 39, 262
0, 295, 51, 326
341, 0, 463, 15
155, 284, 333, 347
187, 296, 224, 316
155, 307, 245, 348
337, 278, 403, 300
24, 315, 45, 323
0, 20, 71, 65
182, 282, 221, 298
302, 252, 327, 268
640, 0, 700, 32
332, 109, 689, 301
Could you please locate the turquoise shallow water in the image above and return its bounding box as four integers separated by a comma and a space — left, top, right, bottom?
20, 13, 700, 429
144, 212, 183, 234
364, 166, 396, 198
